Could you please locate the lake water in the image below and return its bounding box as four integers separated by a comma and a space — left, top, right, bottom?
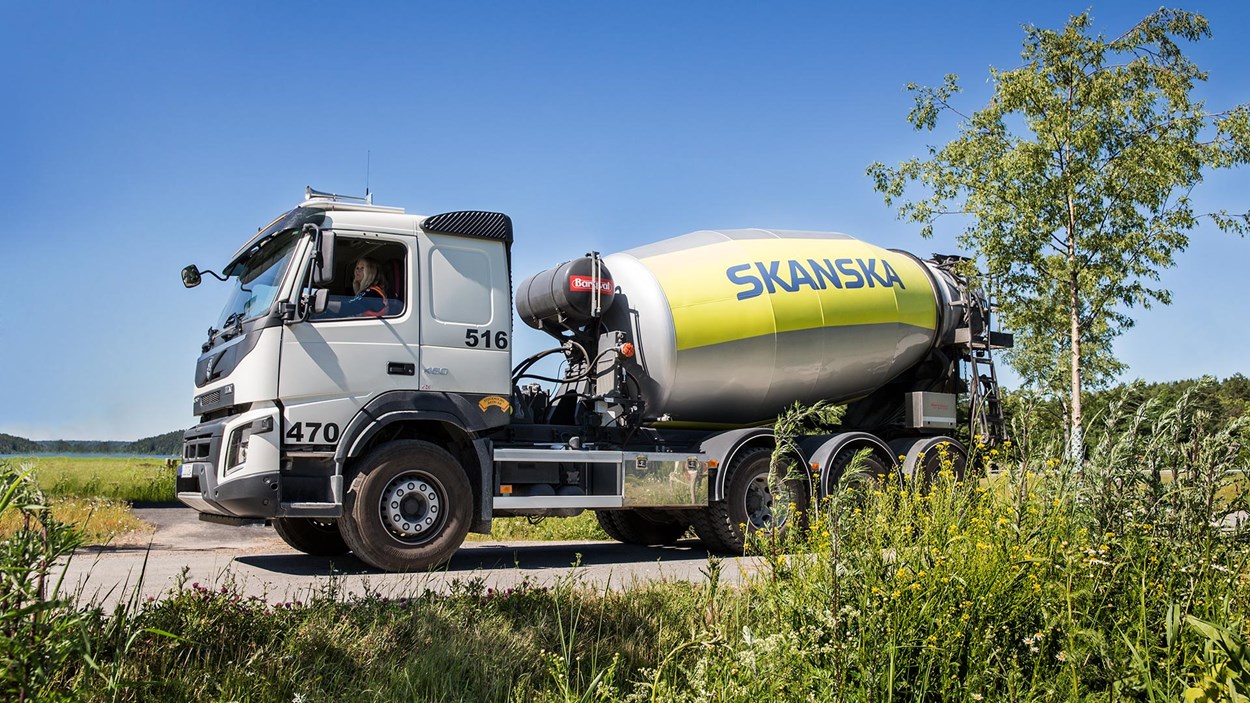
0, 453, 175, 460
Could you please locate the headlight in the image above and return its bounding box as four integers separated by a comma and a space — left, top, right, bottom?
226, 426, 253, 473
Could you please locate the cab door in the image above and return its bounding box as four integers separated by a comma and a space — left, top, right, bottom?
415, 232, 511, 395
277, 232, 419, 450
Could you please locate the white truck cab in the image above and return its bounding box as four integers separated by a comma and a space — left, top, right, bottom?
179, 191, 516, 565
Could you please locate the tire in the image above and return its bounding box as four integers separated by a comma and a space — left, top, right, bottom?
692, 447, 811, 554
272, 517, 349, 556
822, 445, 895, 496
338, 440, 472, 572
909, 439, 967, 489
595, 509, 690, 546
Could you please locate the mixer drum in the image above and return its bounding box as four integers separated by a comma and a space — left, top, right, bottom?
599, 229, 945, 424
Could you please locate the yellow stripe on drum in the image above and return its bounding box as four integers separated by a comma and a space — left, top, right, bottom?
638, 238, 937, 351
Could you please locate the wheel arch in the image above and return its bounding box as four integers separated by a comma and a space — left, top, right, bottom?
799, 431, 895, 497
336, 393, 494, 530
887, 435, 968, 483
699, 428, 776, 502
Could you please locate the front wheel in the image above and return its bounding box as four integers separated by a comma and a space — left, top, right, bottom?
339, 440, 472, 572
272, 517, 349, 556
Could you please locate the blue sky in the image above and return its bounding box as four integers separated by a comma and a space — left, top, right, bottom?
3, 1, 1247, 441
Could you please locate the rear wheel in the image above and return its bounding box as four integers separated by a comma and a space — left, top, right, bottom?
339, 440, 472, 572
272, 517, 349, 556
822, 445, 895, 496
693, 447, 810, 554
595, 509, 690, 546
904, 438, 968, 488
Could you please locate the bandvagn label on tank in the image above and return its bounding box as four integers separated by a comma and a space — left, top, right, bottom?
568, 275, 613, 293
725, 258, 906, 301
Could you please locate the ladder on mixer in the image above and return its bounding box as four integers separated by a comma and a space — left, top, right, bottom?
954, 294, 1010, 447
967, 344, 1006, 446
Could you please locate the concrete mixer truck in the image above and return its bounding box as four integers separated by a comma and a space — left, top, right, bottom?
177, 188, 1010, 571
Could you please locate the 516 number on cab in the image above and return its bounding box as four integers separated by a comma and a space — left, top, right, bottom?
464, 328, 508, 349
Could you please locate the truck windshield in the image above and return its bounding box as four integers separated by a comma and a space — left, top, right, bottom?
215, 230, 299, 328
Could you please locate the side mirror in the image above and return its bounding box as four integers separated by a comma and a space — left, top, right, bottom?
287, 288, 330, 324
311, 287, 329, 316
308, 225, 336, 286
181, 265, 202, 288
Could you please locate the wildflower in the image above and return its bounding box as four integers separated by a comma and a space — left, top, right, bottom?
1056, 651, 1068, 663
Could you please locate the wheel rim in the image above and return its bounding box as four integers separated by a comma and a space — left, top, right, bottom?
744, 474, 775, 529
379, 470, 447, 544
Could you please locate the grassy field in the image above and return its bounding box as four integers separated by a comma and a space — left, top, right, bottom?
4, 390, 1248, 700
6, 455, 177, 503
11, 457, 1249, 702
0, 457, 168, 543
0, 495, 145, 543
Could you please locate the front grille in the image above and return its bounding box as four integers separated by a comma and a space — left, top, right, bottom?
183, 440, 211, 460
193, 384, 234, 416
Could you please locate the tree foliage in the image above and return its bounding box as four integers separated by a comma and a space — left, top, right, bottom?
0, 431, 182, 457
867, 8, 1250, 454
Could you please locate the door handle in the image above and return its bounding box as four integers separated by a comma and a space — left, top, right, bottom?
387, 362, 415, 376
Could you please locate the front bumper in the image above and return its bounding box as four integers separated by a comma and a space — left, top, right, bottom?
177, 409, 282, 518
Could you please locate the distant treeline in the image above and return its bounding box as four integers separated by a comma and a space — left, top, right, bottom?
1005, 373, 1250, 445
0, 430, 182, 456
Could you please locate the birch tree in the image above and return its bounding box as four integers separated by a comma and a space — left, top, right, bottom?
867, 9, 1250, 459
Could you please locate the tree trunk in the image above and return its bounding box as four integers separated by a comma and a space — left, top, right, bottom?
1066, 185, 1083, 468
1068, 252, 1083, 467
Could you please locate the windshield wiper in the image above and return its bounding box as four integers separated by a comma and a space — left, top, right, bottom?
220, 313, 245, 341
202, 326, 219, 353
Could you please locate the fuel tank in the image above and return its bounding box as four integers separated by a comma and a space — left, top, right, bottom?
520, 229, 966, 425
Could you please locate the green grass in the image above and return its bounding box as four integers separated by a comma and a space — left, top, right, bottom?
466, 511, 610, 542
7, 455, 176, 503
6, 386, 1250, 701
30, 469, 1249, 702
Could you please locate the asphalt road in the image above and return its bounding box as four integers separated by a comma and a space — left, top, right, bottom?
59, 505, 759, 608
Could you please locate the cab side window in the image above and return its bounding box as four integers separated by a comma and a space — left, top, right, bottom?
316, 238, 407, 320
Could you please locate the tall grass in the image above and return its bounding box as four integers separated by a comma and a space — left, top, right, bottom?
0, 496, 144, 543
11, 456, 176, 504
11, 388, 1250, 701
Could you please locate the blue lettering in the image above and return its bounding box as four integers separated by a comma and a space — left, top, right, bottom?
755, 261, 797, 293
808, 259, 842, 289
835, 259, 864, 288
730, 257, 903, 301
727, 263, 763, 300
858, 258, 892, 288
881, 260, 905, 289
788, 260, 818, 291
